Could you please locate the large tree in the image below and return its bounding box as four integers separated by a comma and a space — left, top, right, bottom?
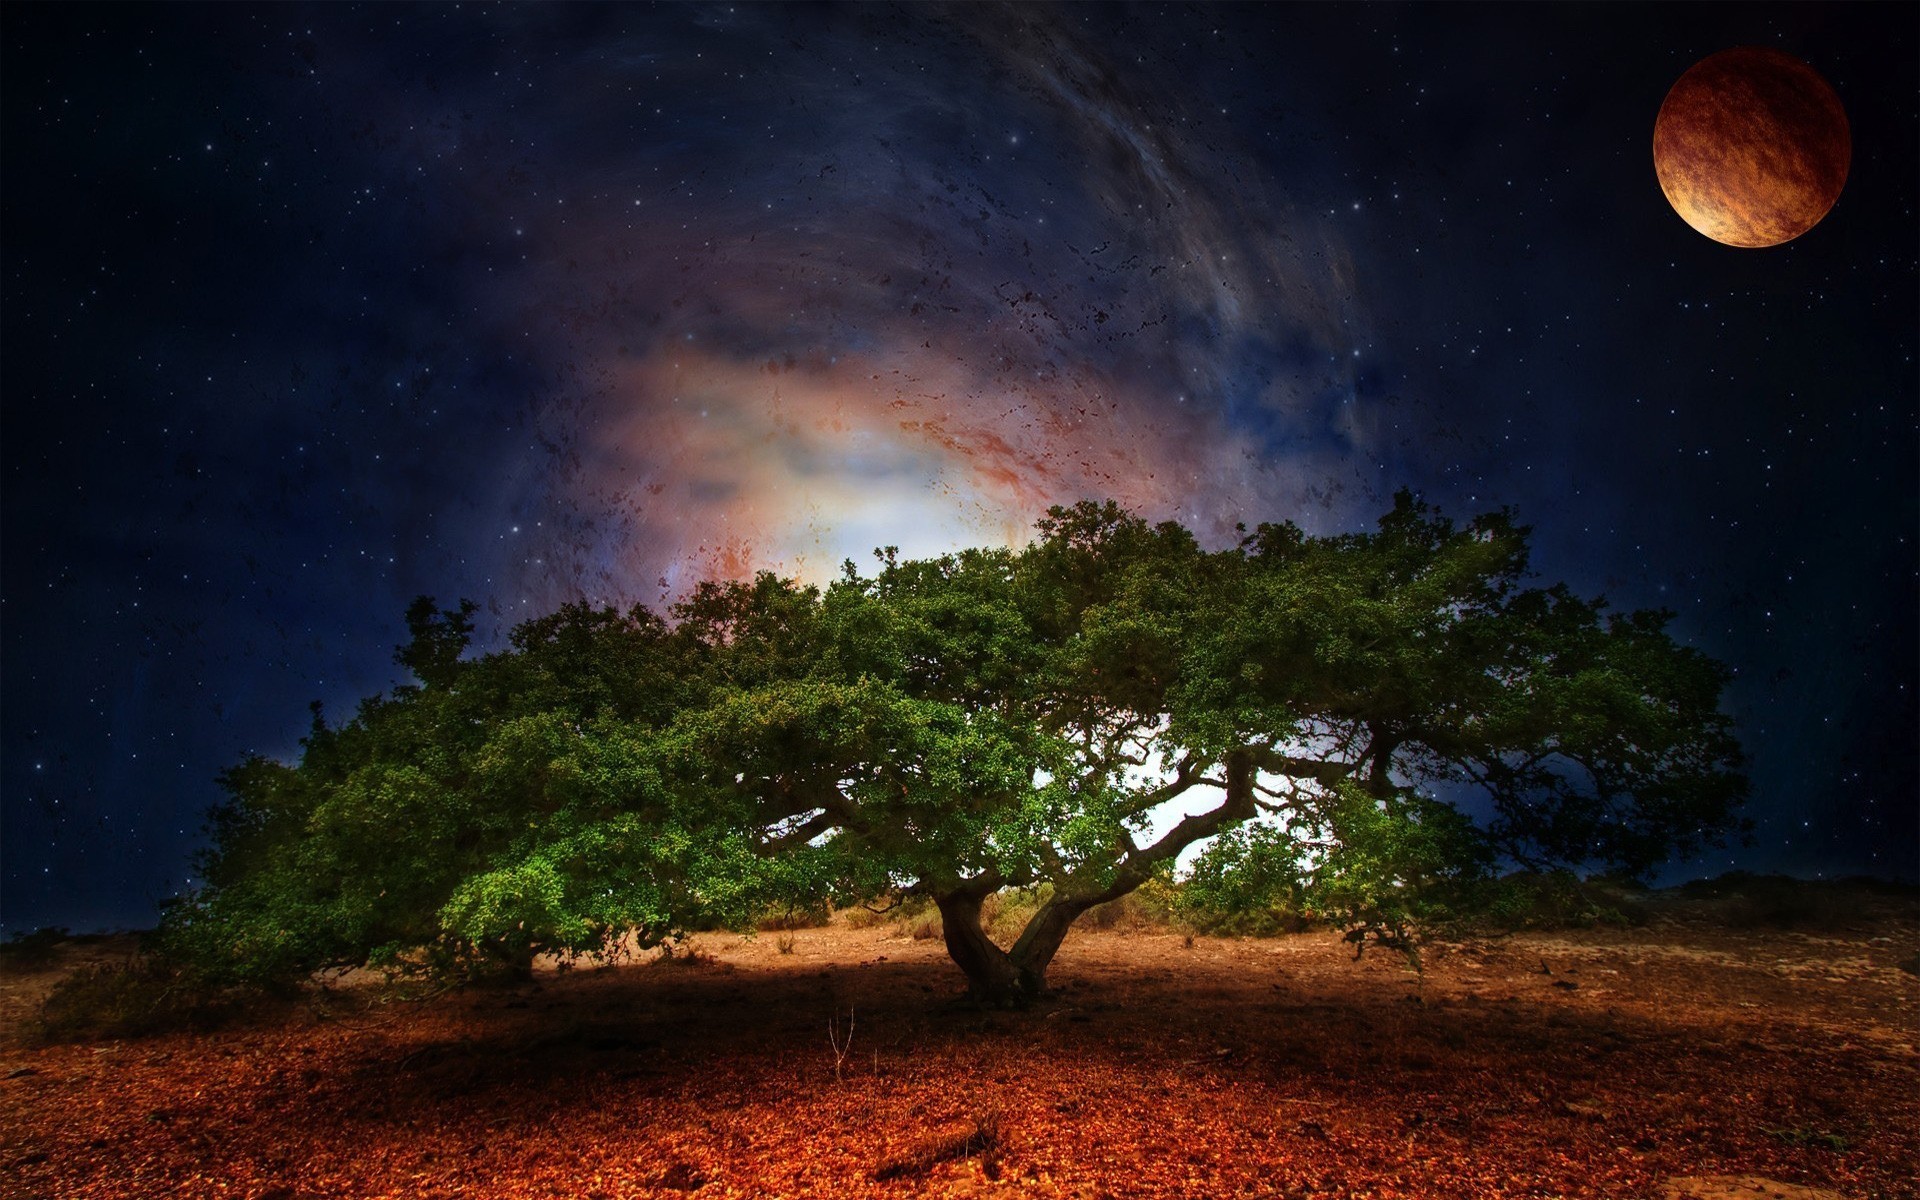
167, 496, 1747, 1005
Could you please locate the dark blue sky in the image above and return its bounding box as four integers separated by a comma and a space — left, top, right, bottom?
4, 3, 1914, 932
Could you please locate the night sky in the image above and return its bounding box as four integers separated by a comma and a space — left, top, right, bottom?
4, 3, 1915, 934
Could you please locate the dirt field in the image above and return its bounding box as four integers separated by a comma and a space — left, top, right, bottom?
2, 903, 1916, 1200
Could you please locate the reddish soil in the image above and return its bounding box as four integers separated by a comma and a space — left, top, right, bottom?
2, 909, 1916, 1200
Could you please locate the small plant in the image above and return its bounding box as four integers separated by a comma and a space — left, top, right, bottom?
775, 932, 797, 955
1765, 1126, 1851, 1153
828, 1006, 854, 1082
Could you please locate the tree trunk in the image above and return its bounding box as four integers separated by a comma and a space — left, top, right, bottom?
470, 939, 537, 984
932, 751, 1262, 1007
1007, 895, 1093, 991
934, 889, 1029, 1007
936, 890, 1104, 1004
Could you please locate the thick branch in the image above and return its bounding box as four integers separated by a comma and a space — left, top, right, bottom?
944, 867, 1005, 902
815, 789, 876, 838
1056, 749, 1260, 910
761, 808, 838, 853
1248, 748, 1359, 789
1364, 725, 1400, 799
1117, 754, 1202, 818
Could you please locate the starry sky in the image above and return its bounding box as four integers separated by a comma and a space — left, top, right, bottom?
4, 3, 1915, 933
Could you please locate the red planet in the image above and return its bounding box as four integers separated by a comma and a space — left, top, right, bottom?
1652, 46, 1850, 248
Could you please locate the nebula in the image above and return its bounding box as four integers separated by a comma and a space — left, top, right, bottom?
482, 6, 1376, 606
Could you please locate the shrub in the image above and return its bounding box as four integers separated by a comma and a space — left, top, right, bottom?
0, 926, 71, 970
1081, 878, 1180, 933
1477, 871, 1640, 931
31, 957, 240, 1043
981, 886, 1051, 944
882, 895, 942, 940
757, 900, 832, 932
1176, 827, 1319, 936
1180, 901, 1317, 938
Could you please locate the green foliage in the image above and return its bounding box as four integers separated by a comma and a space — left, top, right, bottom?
1479, 871, 1638, 930
1179, 785, 1499, 954
1177, 826, 1314, 935
163, 496, 1749, 993
395, 597, 476, 690
1307, 785, 1497, 959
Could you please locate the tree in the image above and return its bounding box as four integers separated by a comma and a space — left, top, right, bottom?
165, 495, 1748, 1006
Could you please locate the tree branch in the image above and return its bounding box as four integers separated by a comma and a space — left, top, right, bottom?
761, 808, 838, 853
1117, 754, 1202, 817
1248, 748, 1359, 788
1064, 749, 1260, 907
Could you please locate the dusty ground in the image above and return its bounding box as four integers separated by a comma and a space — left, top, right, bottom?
2, 903, 1916, 1200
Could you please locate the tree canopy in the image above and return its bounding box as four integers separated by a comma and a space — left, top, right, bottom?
164, 494, 1748, 1005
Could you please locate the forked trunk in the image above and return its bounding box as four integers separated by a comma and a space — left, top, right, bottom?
935, 889, 1098, 1006
934, 751, 1259, 1007
934, 890, 1032, 1007
470, 939, 538, 984
1006, 896, 1092, 987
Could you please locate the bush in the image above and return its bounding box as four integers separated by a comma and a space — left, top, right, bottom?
1672, 871, 1888, 930
1176, 827, 1320, 936
1179, 901, 1318, 938
757, 900, 832, 932
30, 957, 239, 1043
981, 886, 1050, 944
0, 926, 71, 970
875, 895, 942, 940
1477, 871, 1640, 931
1081, 878, 1181, 933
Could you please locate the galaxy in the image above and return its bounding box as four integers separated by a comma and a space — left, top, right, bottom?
3, 3, 1915, 931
